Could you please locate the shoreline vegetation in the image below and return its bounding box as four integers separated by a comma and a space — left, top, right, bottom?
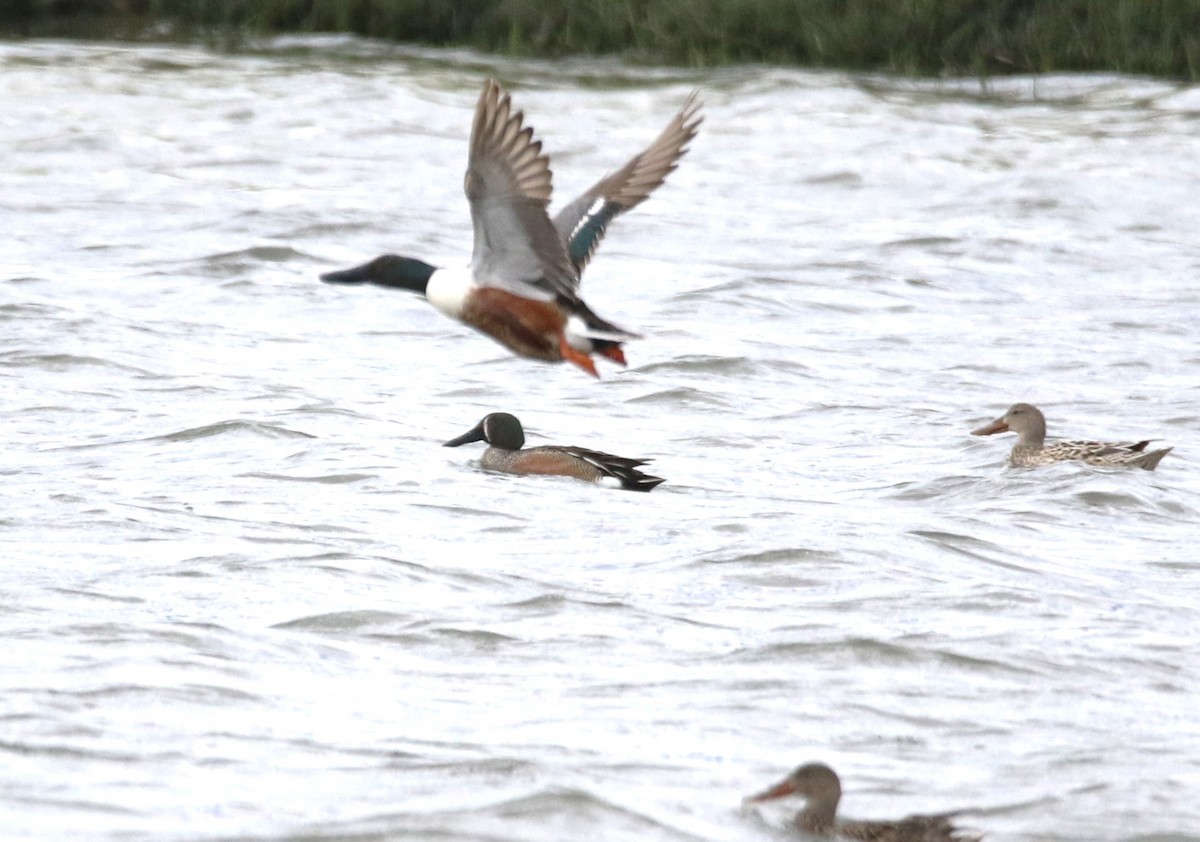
3, 0, 1199, 79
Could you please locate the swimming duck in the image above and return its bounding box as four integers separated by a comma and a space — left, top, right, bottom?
971, 402, 1172, 470
321, 79, 702, 377
745, 762, 980, 842
443, 412, 664, 491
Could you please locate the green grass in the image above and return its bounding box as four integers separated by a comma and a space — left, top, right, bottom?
5, 0, 1200, 79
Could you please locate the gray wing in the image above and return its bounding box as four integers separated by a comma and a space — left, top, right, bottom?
465, 79, 579, 303
553, 91, 702, 278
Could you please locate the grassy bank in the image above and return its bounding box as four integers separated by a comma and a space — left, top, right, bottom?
5, 0, 1200, 79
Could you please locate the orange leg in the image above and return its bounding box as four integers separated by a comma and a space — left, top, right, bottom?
597, 345, 627, 366
558, 334, 599, 378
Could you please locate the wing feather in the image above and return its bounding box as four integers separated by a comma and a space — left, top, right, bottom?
466, 79, 578, 302
554, 91, 702, 275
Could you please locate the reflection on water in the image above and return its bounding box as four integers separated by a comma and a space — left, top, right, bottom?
2, 37, 1199, 842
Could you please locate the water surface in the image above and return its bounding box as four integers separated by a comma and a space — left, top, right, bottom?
2, 38, 1199, 842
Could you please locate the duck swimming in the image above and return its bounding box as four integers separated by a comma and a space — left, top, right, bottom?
443, 412, 664, 491
971, 402, 1172, 470
745, 762, 980, 842
321, 79, 701, 377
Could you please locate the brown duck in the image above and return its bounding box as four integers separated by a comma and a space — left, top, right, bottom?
971, 402, 1172, 470
746, 762, 980, 841
444, 412, 664, 491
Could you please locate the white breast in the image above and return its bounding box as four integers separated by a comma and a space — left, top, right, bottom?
425, 265, 474, 318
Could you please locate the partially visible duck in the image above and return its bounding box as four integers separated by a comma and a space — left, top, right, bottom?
971, 402, 1172, 470
443, 412, 664, 491
321, 79, 701, 377
745, 762, 980, 842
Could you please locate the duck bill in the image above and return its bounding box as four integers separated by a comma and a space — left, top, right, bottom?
443, 421, 487, 448
319, 262, 373, 284
971, 418, 1009, 436
745, 777, 797, 803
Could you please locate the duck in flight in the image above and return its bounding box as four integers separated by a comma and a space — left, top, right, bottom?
971, 402, 1172, 469
443, 412, 665, 491
321, 79, 702, 377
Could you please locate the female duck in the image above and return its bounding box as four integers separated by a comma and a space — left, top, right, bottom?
971, 402, 1172, 469
745, 762, 980, 841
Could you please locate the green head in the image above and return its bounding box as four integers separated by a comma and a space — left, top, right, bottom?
320, 254, 436, 295
443, 413, 526, 451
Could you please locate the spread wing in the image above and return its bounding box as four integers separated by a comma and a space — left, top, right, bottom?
553, 91, 702, 276
465, 79, 579, 303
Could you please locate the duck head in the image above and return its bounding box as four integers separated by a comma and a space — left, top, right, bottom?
320, 254, 436, 295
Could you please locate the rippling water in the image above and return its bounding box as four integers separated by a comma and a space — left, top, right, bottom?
3, 37, 1199, 842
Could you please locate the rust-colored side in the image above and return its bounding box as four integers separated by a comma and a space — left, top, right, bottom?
461, 287, 566, 362
496, 449, 605, 482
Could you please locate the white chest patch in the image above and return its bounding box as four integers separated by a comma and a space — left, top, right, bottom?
425, 265, 474, 318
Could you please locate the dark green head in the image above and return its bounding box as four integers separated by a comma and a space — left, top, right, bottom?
443, 413, 525, 451
320, 254, 436, 295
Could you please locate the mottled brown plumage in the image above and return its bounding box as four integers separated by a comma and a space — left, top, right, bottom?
971, 403, 1172, 469
746, 763, 980, 842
